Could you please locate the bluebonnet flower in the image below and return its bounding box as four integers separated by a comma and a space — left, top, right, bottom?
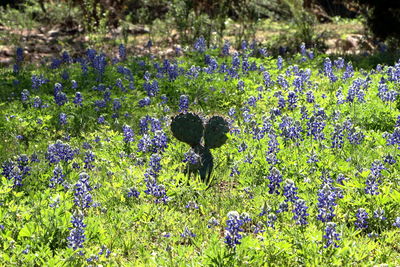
97, 115, 105, 124
84, 151, 95, 170
276, 201, 289, 214
230, 165, 240, 177
144, 178, 168, 204
54, 91, 68, 106
208, 217, 220, 228
306, 90, 315, 103
71, 80, 78, 90
73, 92, 83, 106
222, 40, 230, 56
334, 57, 345, 69
98, 245, 112, 258
59, 113, 67, 125
393, 217, 400, 228
194, 36, 206, 53
224, 211, 244, 249
347, 127, 365, 145
277, 56, 283, 70
323, 58, 338, 82
347, 78, 366, 103
49, 165, 65, 188
263, 71, 273, 88
300, 42, 306, 56
119, 44, 126, 61
127, 188, 140, 198
331, 124, 344, 149
323, 222, 340, 248
138, 97, 151, 107
279, 116, 303, 143
283, 179, 299, 203
185, 201, 199, 209
50, 58, 62, 69
365, 160, 385, 195
183, 149, 201, 165
355, 208, 369, 230
266, 167, 283, 195
383, 155, 396, 165
377, 83, 398, 103
179, 95, 189, 112
137, 134, 152, 153
2, 156, 31, 187
146, 153, 162, 178
122, 125, 134, 143
237, 80, 245, 91
317, 175, 343, 222
113, 98, 122, 111
181, 226, 196, 238
74, 172, 93, 209
292, 199, 309, 225
21, 89, 30, 103
32, 96, 42, 108
307, 152, 319, 164
46, 140, 77, 164
16, 47, 24, 63
67, 212, 86, 250
307, 115, 326, 141
232, 53, 240, 69
342, 62, 354, 80
266, 213, 277, 228
287, 91, 298, 110
144, 80, 159, 97
93, 53, 107, 81
373, 208, 386, 221
277, 75, 289, 89
152, 130, 168, 153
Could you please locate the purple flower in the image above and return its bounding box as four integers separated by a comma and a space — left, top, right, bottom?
74, 172, 93, 209
122, 125, 134, 143
179, 95, 189, 112
323, 222, 340, 248
194, 36, 206, 53
292, 199, 309, 225
266, 167, 282, 195
67, 212, 86, 250
283, 179, 299, 203
59, 113, 67, 125
224, 211, 244, 249
127, 188, 140, 198
46, 140, 77, 164
355, 208, 369, 230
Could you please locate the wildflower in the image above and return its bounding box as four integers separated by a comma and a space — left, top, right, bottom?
49, 165, 65, 188
67, 212, 86, 250
323, 222, 341, 248
224, 211, 244, 249
283, 179, 299, 203
181, 227, 196, 238
194, 36, 206, 53
179, 95, 189, 112
393, 217, 400, 228
292, 199, 309, 225
74, 172, 93, 209
207, 217, 220, 228
122, 125, 134, 143
127, 188, 140, 198
355, 208, 369, 230
266, 167, 283, 195
46, 140, 77, 164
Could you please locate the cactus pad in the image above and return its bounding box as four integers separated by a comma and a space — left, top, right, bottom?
171, 112, 204, 147
204, 116, 229, 149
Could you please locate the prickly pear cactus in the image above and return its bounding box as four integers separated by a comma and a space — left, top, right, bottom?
171, 112, 229, 183
204, 116, 229, 149
170, 112, 204, 147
